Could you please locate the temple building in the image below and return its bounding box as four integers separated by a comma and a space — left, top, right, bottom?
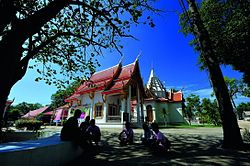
144, 69, 186, 125
65, 58, 187, 127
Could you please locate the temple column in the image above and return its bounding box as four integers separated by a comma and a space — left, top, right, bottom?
121, 95, 126, 123
141, 98, 144, 123
103, 98, 107, 122
152, 106, 156, 122
89, 92, 95, 119
127, 85, 131, 122
137, 85, 141, 126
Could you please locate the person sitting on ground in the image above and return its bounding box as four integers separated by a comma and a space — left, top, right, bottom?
151, 122, 171, 153
119, 121, 134, 145
85, 119, 101, 146
60, 109, 82, 143
79, 115, 90, 147
141, 122, 153, 146
80, 115, 90, 133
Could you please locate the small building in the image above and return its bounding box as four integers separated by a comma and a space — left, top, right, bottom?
144, 69, 187, 125
22, 106, 52, 123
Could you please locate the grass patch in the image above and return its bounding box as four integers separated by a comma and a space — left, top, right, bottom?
159, 124, 221, 129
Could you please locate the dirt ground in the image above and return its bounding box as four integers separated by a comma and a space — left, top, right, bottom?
62, 120, 250, 166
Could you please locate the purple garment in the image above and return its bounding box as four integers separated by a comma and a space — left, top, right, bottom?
80, 112, 85, 119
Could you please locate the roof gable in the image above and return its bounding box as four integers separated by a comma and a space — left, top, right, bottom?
76, 63, 121, 94
22, 106, 50, 118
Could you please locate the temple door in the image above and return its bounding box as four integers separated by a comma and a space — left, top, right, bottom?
146, 105, 153, 122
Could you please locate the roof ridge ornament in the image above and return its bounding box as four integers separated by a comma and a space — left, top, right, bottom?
135, 50, 142, 62
118, 55, 125, 65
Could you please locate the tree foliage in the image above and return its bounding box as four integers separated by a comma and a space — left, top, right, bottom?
0, 0, 158, 88
9, 102, 43, 116
236, 102, 250, 120
184, 94, 201, 124
180, 0, 250, 85
201, 98, 221, 126
211, 76, 250, 109
0, 0, 159, 130
50, 80, 81, 109
224, 76, 250, 98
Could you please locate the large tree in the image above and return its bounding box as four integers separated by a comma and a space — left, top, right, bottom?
0, 0, 158, 137
180, 0, 250, 85
180, 0, 243, 148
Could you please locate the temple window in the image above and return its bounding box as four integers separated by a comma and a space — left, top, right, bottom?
108, 104, 119, 116
95, 103, 103, 118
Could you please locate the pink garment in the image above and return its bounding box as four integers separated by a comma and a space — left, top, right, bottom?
80, 112, 85, 119
54, 109, 63, 121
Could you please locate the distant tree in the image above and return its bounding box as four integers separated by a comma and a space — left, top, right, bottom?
183, 105, 194, 125
0, 0, 159, 134
6, 109, 21, 121
236, 102, 250, 120
10, 102, 43, 116
201, 98, 221, 126
184, 94, 201, 124
50, 80, 81, 109
224, 77, 250, 109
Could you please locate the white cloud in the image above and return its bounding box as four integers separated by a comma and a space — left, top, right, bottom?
192, 88, 213, 98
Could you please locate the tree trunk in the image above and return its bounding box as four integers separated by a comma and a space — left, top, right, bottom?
0, 31, 26, 142
0, 1, 70, 142
186, 0, 243, 148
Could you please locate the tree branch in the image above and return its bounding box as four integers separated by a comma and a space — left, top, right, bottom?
21, 31, 107, 67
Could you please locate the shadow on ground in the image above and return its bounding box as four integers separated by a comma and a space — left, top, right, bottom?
66, 131, 250, 166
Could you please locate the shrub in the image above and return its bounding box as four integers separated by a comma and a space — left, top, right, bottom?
15, 119, 43, 131
242, 128, 250, 143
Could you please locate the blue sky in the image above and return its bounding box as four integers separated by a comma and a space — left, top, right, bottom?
8, 0, 250, 106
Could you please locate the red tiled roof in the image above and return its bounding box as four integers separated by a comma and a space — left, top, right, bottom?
65, 93, 80, 102
22, 106, 50, 118
117, 63, 135, 80
77, 64, 120, 94
102, 63, 135, 95
172, 92, 182, 102
144, 92, 183, 103
102, 80, 129, 95
43, 111, 54, 116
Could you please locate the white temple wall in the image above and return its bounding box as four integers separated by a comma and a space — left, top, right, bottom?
168, 103, 186, 123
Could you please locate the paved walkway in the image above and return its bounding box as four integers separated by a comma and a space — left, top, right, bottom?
64, 121, 250, 166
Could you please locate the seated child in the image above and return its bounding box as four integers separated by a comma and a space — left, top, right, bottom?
85, 119, 101, 146
119, 121, 134, 145
151, 122, 171, 153
141, 122, 153, 146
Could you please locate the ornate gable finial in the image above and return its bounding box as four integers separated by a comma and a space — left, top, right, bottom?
135, 50, 142, 62
118, 55, 125, 65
